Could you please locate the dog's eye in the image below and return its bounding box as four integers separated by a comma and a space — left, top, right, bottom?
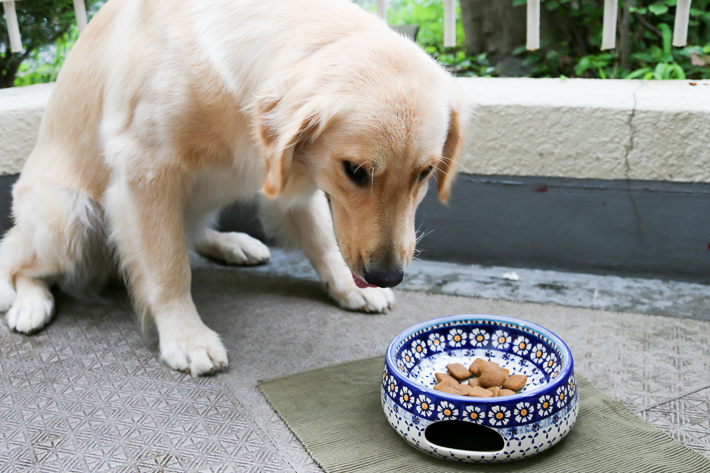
419, 166, 434, 181
343, 161, 368, 187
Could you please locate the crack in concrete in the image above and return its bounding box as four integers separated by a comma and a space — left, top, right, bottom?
623, 83, 645, 245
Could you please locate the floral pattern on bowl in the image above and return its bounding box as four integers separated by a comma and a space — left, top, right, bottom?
382, 314, 578, 463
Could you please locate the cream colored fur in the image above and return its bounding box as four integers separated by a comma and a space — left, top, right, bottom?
0, 0, 465, 375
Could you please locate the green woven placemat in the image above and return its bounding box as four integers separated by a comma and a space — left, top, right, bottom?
259, 356, 710, 473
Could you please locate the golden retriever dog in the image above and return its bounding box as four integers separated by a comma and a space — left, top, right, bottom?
0, 0, 465, 375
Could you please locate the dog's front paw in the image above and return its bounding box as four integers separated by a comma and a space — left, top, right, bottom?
6, 283, 54, 334
159, 324, 228, 376
197, 231, 271, 266
329, 283, 395, 313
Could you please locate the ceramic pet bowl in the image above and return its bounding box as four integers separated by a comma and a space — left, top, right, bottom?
382, 314, 578, 463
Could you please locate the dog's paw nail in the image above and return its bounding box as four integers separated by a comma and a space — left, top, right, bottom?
219, 362, 226, 369
184, 367, 191, 375
388, 303, 393, 310
210, 366, 215, 373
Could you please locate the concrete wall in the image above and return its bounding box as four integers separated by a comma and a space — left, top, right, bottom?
458, 78, 710, 183
0, 83, 55, 175
1, 79, 709, 181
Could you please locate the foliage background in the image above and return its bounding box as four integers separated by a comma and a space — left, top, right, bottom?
358, 0, 709, 79
1, 0, 708, 86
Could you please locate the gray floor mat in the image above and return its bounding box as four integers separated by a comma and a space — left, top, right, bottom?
1, 265, 709, 472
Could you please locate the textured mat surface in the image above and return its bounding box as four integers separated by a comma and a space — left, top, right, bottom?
0, 263, 709, 472
259, 356, 710, 473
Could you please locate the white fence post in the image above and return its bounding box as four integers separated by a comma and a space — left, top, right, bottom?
601, 0, 618, 50
526, 0, 540, 50
2, 1, 22, 53
443, 0, 456, 47
376, 0, 387, 21
73, 0, 88, 33
673, 0, 692, 47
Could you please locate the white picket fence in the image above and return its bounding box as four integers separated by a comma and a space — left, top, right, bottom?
375, 0, 694, 50
0, 0, 696, 54
2, 0, 87, 53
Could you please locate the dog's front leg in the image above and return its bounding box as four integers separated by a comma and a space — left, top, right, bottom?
105, 172, 228, 375
273, 192, 395, 313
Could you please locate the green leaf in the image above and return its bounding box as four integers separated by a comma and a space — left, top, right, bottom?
624, 68, 651, 79
513, 0, 527, 6
658, 23, 672, 55
648, 4, 669, 15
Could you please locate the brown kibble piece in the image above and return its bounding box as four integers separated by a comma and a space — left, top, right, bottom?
465, 385, 494, 397
435, 372, 460, 387
468, 377, 481, 387
501, 368, 510, 379
502, 374, 528, 391
447, 363, 471, 380
487, 386, 501, 396
434, 383, 466, 396
479, 368, 506, 388
498, 389, 516, 397
468, 358, 488, 376
485, 360, 502, 372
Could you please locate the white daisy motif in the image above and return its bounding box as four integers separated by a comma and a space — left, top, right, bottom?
543, 352, 559, 374
470, 328, 490, 348
401, 349, 416, 369
427, 333, 446, 352
512, 336, 531, 356
556, 385, 569, 408
396, 359, 406, 373
531, 343, 547, 364
491, 330, 511, 350
537, 394, 554, 416
399, 386, 414, 409
411, 339, 428, 359
568, 374, 577, 397
514, 402, 534, 423
488, 405, 511, 426
436, 401, 459, 421
463, 405, 484, 424
386, 375, 398, 398
382, 368, 388, 386
416, 394, 434, 418
447, 328, 467, 348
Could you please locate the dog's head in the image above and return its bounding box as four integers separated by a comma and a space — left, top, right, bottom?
255, 42, 465, 288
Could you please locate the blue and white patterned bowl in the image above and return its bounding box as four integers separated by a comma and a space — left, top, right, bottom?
382, 314, 578, 463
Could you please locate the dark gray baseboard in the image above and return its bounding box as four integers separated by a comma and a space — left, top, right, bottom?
1, 173, 709, 283
415, 174, 710, 283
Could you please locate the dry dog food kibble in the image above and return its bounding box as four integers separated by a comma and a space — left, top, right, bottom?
433, 359, 528, 397
468, 358, 488, 376
435, 372, 460, 387
446, 363, 471, 380
478, 368, 507, 388
502, 374, 528, 391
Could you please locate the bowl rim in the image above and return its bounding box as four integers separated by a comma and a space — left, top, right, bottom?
385, 313, 574, 402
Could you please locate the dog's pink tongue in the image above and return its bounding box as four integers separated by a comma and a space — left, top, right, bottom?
352, 272, 377, 289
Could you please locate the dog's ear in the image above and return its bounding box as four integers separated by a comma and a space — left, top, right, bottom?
436, 106, 465, 203
256, 93, 324, 198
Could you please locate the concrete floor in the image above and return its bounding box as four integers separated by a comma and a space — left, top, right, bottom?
0, 248, 708, 472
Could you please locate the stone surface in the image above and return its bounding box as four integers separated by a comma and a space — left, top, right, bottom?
2, 79, 709, 183
0, 251, 708, 472
458, 78, 710, 183
0, 83, 54, 176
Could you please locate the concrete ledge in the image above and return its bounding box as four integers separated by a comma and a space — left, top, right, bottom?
458, 78, 710, 183
1, 79, 709, 182
0, 83, 55, 176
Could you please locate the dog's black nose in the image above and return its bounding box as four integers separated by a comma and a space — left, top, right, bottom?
363, 267, 404, 288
